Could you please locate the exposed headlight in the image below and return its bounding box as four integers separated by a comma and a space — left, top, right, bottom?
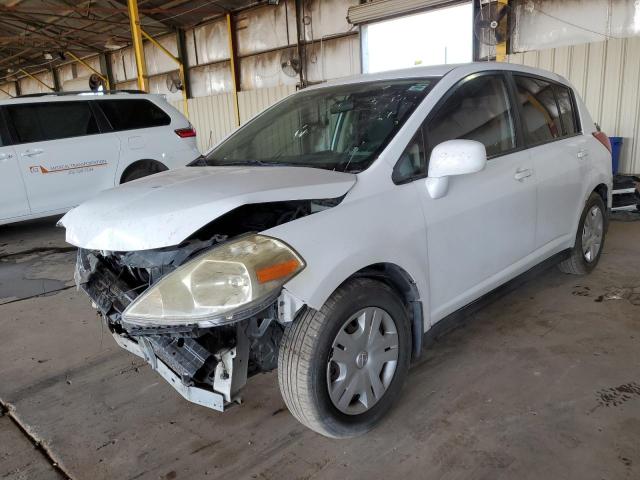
122, 234, 304, 327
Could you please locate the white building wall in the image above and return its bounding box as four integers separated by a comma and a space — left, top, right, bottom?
509, 37, 640, 174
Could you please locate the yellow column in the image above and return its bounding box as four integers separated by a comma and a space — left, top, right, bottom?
140, 30, 189, 119
495, 0, 509, 62
127, 0, 148, 91
66, 51, 111, 90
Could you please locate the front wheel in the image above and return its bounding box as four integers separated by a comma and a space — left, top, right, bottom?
278, 278, 412, 438
558, 192, 607, 275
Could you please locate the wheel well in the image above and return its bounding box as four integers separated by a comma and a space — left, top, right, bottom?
594, 183, 608, 206
350, 263, 424, 359
120, 159, 167, 184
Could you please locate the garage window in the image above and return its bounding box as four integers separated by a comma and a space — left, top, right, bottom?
97, 99, 170, 131
362, 2, 473, 73
7, 101, 99, 144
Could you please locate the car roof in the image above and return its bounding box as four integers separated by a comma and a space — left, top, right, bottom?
304, 61, 571, 91
0, 92, 166, 106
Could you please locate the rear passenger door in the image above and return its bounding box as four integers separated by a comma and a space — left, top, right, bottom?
6, 101, 120, 214
0, 111, 29, 221
512, 75, 587, 247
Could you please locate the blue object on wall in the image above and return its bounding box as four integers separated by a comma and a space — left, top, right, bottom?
610, 136, 623, 174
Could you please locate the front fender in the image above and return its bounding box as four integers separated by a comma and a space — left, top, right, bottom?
263, 182, 431, 329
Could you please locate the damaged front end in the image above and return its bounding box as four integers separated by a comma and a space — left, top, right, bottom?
74, 200, 326, 410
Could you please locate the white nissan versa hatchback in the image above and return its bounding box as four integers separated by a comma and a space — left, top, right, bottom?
61, 63, 612, 438
0, 92, 199, 225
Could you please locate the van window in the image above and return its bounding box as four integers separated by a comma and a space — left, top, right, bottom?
425, 74, 516, 157
7, 101, 99, 144
513, 76, 562, 145
97, 99, 170, 131
554, 85, 578, 136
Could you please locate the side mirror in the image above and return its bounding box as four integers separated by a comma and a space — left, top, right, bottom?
425, 139, 487, 199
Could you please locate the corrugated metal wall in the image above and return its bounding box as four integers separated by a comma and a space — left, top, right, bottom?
509, 37, 640, 174
171, 84, 296, 153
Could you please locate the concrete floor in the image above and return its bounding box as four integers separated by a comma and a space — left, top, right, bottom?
0, 216, 639, 480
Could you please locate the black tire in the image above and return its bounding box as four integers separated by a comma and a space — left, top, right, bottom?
121, 162, 167, 183
558, 192, 607, 275
278, 278, 412, 438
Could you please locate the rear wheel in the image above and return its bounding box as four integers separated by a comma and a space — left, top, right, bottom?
121, 161, 167, 183
558, 192, 606, 274
278, 278, 411, 438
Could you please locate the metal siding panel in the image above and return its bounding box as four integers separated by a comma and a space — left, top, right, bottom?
616, 37, 640, 173
584, 42, 606, 125
522, 50, 540, 67
538, 49, 555, 72
600, 39, 624, 137
507, 52, 525, 64
552, 46, 571, 80
568, 43, 589, 99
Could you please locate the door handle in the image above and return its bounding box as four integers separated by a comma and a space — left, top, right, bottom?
577, 150, 589, 159
514, 168, 533, 182
0, 152, 13, 161
21, 149, 44, 157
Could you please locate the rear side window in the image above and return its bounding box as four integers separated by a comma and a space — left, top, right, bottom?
425, 74, 516, 157
554, 85, 578, 136
97, 99, 170, 131
7, 101, 99, 143
513, 76, 562, 145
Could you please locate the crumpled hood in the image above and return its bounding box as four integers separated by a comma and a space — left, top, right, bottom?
60, 166, 356, 251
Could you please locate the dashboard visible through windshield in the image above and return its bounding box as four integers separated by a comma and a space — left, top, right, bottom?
194, 78, 438, 173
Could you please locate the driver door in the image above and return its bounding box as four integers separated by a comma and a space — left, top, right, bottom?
397, 72, 537, 323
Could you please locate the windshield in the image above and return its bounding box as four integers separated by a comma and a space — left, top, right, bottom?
195, 78, 437, 173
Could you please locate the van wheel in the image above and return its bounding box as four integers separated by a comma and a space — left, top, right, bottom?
278, 278, 411, 438
558, 192, 607, 275
121, 161, 167, 183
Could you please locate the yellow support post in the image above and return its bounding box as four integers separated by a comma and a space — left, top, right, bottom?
495, 0, 509, 62
127, 0, 148, 91
66, 51, 111, 90
226, 13, 240, 127
140, 30, 189, 119
19, 69, 55, 91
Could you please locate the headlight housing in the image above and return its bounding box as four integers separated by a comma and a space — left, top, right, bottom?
122, 234, 304, 327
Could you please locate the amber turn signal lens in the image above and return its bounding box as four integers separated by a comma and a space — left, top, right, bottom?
256, 258, 301, 284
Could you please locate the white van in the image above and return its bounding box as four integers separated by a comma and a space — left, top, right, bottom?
0, 92, 200, 225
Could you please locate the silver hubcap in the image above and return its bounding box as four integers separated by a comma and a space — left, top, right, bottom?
582, 205, 604, 263
326, 307, 399, 415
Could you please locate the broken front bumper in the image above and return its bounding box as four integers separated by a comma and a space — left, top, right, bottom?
113, 333, 226, 411
76, 248, 256, 412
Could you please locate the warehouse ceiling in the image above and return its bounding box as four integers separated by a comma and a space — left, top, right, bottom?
0, 0, 258, 79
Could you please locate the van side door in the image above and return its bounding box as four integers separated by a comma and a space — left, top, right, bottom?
0, 109, 29, 221
6, 100, 120, 214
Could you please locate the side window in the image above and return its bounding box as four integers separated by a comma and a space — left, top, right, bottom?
425, 74, 516, 158
513, 75, 562, 145
554, 85, 578, 136
97, 99, 171, 131
392, 129, 426, 183
7, 102, 98, 143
